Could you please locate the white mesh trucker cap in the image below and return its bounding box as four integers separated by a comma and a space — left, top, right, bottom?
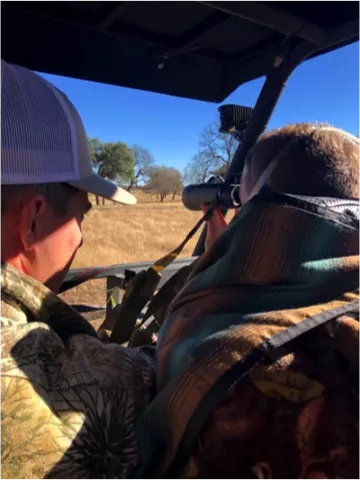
1, 60, 136, 205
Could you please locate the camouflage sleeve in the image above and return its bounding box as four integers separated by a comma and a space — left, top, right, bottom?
1, 324, 156, 479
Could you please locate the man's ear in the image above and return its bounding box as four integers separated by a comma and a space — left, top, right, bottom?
18, 196, 47, 251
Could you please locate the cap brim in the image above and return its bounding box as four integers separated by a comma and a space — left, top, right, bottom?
68, 174, 137, 205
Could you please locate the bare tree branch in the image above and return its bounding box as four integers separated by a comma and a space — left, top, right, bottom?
185, 121, 238, 184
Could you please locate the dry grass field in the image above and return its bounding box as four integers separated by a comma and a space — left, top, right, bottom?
60, 189, 203, 306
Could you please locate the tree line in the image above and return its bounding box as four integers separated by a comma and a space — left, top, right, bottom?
88, 138, 183, 203
88, 119, 237, 205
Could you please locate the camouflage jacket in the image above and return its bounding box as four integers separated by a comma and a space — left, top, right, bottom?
1, 263, 156, 479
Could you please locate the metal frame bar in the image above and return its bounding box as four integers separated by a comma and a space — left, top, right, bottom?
98, 2, 130, 29
226, 40, 320, 177
61, 256, 196, 293
192, 38, 322, 256
200, 2, 329, 44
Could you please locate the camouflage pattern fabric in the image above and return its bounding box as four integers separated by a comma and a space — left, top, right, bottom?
1, 263, 156, 479
136, 191, 359, 478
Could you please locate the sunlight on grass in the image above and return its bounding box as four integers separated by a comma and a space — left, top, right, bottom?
61, 190, 202, 305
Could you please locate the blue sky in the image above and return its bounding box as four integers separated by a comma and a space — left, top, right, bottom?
41, 42, 359, 172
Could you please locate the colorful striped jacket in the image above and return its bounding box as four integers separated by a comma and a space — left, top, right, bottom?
136, 190, 359, 479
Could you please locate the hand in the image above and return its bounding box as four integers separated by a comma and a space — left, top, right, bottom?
202, 204, 228, 252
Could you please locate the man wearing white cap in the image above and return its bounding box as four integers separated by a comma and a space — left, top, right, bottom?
1, 60, 155, 479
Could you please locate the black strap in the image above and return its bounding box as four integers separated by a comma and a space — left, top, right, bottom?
141, 265, 193, 327
109, 268, 162, 344
102, 212, 210, 345
163, 300, 359, 478
128, 265, 194, 348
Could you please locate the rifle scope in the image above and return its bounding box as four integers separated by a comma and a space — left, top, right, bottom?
182, 104, 253, 211
182, 178, 241, 211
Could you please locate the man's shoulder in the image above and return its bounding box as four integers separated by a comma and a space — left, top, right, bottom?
1, 264, 156, 477
1, 316, 156, 478
1, 314, 156, 395
1, 263, 156, 391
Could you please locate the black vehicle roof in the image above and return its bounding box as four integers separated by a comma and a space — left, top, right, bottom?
2, 1, 359, 102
